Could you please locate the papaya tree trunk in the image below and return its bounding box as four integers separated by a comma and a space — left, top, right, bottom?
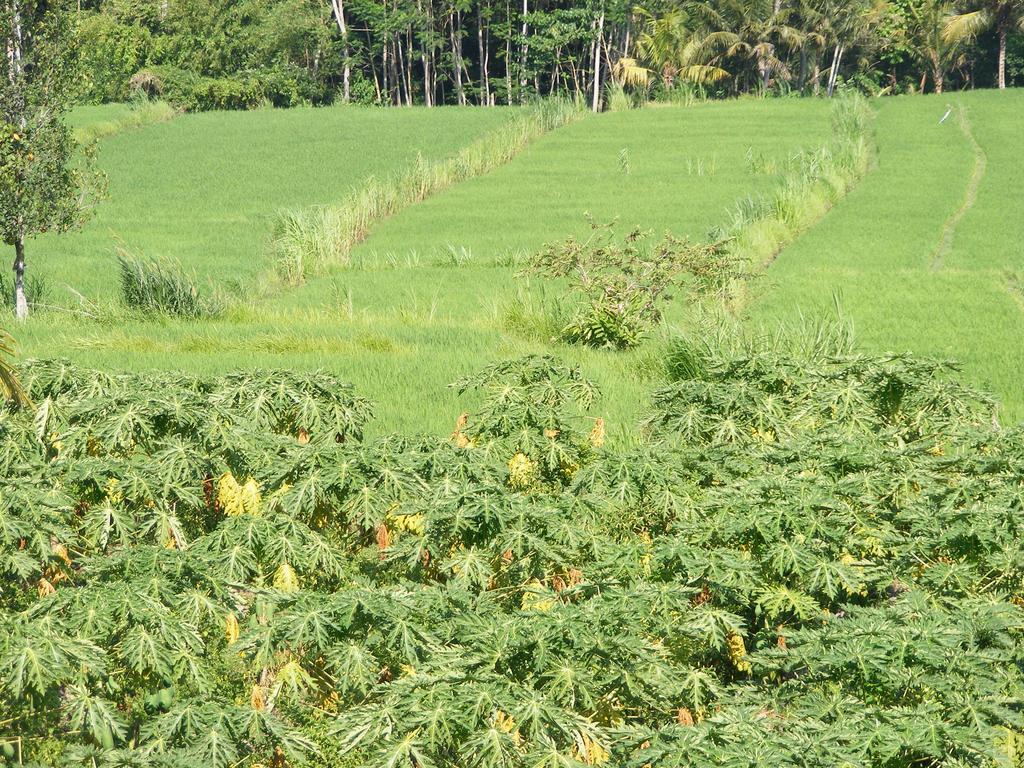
13, 238, 28, 321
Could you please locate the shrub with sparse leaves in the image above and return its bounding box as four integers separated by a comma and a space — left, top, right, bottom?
521, 223, 740, 349
2, 339, 1024, 767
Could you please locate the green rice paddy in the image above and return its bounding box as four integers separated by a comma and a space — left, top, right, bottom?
14, 92, 1024, 432
750, 90, 1024, 422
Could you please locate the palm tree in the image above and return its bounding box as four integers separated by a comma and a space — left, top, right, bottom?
803, 0, 887, 96
0, 329, 29, 406
691, 0, 804, 92
633, 7, 729, 89
908, 0, 964, 93
944, 0, 1024, 88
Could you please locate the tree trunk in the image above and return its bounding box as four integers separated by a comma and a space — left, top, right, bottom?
592, 9, 605, 112
450, 11, 466, 105
13, 239, 27, 321
478, 5, 490, 105
827, 44, 843, 97
998, 25, 1007, 89
420, 0, 434, 107
330, 0, 351, 102
519, 0, 528, 103
505, 0, 513, 104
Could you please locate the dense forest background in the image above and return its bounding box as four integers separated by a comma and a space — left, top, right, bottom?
70, 0, 1024, 110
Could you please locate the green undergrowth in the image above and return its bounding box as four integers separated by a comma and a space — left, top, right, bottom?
2, 328, 1023, 767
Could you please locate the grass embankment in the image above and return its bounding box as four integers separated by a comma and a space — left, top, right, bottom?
25, 106, 513, 302
69, 100, 178, 143
749, 90, 1024, 422
18, 100, 834, 436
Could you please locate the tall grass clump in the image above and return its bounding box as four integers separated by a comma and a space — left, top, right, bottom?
665, 304, 856, 381
604, 82, 635, 112
272, 98, 584, 284
117, 250, 223, 318
717, 93, 873, 306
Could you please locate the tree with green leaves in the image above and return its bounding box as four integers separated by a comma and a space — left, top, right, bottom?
1, 0, 104, 320
944, 0, 1024, 87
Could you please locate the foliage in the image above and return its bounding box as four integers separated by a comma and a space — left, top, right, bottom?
72, 0, 1021, 112
523, 223, 738, 348
2, 336, 1024, 766
117, 249, 224, 318
130, 64, 325, 110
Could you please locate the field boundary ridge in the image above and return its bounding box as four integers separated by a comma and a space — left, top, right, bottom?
930, 105, 986, 271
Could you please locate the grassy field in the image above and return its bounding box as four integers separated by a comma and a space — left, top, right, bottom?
748, 90, 1024, 422
17, 99, 834, 436
29, 104, 512, 301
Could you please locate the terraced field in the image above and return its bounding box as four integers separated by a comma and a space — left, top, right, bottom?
749, 90, 1024, 421
19, 99, 833, 435
33, 104, 512, 300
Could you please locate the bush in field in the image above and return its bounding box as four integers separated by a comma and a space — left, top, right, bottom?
117, 249, 224, 318
523, 223, 740, 348
1, 338, 1023, 767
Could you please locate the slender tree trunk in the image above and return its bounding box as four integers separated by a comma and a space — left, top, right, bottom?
398, 32, 412, 105
13, 238, 27, 321
592, 8, 605, 112
420, 0, 434, 106
505, 0, 513, 104
7, 3, 28, 321
330, 0, 351, 102
519, 0, 528, 103
402, 28, 410, 105
478, 5, 490, 105
450, 11, 465, 105
827, 44, 843, 97
998, 25, 1007, 89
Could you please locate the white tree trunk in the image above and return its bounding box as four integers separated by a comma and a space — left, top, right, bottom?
827, 44, 843, 97
998, 27, 1007, 89
330, 0, 351, 102
592, 9, 605, 112
519, 0, 528, 102
13, 240, 27, 321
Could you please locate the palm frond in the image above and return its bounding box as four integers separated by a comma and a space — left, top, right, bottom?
0, 329, 30, 407
942, 10, 991, 42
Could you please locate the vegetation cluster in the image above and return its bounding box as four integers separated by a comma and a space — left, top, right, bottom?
2, 330, 1024, 766
71, 0, 1024, 111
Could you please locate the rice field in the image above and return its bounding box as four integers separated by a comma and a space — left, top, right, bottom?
748, 90, 1024, 421
15, 91, 1024, 432
17, 99, 834, 435
30, 104, 512, 301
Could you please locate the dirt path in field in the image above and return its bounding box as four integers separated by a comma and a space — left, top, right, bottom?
931, 106, 986, 271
